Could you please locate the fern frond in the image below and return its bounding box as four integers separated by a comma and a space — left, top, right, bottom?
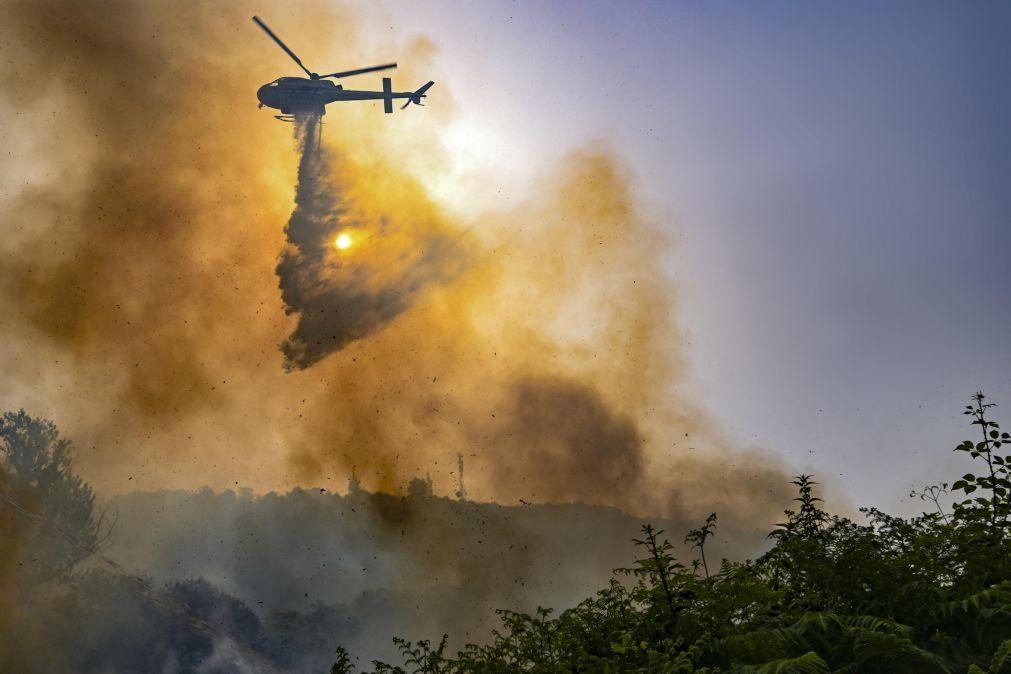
735, 651, 829, 674
990, 639, 1011, 674
851, 630, 950, 672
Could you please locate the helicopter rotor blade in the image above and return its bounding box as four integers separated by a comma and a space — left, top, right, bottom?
319, 63, 398, 79
252, 16, 315, 79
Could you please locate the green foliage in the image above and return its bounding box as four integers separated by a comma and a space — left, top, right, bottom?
952, 393, 1011, 535
990, 640, 1011, 674
735, 651, 829, 674
331, 648, 355, 674
347, 393, 1011, 673
685, 512, 718, 579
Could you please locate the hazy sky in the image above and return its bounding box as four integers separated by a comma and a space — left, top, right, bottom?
3, 0, 1009, 516
371, 0, 1011, 511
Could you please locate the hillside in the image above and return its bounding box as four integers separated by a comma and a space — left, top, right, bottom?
103, 483, 770, 663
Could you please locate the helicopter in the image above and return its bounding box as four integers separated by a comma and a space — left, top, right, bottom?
252, 16, 434, 125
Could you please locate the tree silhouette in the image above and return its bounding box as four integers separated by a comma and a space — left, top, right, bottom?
0, 410, 114, 583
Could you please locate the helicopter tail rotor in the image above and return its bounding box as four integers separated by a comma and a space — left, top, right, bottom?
400, 81, 435, 110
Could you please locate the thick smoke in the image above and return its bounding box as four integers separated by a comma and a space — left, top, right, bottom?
0, 0, 792, 527
485, 376, 645, 502
277, 115, 460, 369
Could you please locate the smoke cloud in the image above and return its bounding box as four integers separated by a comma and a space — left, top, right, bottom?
485, 376, 644, 502
277, 115, 461, 369
0, 0, 792, 528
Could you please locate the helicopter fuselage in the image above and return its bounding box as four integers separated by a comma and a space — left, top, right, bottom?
257, 76, 425, 116
257, 77, 338, 115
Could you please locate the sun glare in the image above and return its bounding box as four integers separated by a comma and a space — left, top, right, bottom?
335, 233, 352, 250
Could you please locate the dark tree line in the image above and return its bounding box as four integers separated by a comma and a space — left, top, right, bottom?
350, 394, 1011, 673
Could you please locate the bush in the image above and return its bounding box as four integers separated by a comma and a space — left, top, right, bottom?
353, 393, 1011, 673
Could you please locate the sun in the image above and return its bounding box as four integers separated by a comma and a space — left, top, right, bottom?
334, 233, 352, 250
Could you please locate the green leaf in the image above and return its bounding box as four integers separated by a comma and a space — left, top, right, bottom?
738, 651, 829, 674
853, 630, 948, 672
991, 638, 1011, 674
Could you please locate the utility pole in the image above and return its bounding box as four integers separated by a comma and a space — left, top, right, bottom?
455, 453, 467, 501
347, 465, 362, 497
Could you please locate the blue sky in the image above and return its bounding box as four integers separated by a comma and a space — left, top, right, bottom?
367, 0, 1011, 511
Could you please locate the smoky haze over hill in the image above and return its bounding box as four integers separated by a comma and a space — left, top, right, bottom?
103, 484, 772, 664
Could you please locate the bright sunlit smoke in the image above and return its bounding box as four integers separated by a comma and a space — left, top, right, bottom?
0, 0, 791, 523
